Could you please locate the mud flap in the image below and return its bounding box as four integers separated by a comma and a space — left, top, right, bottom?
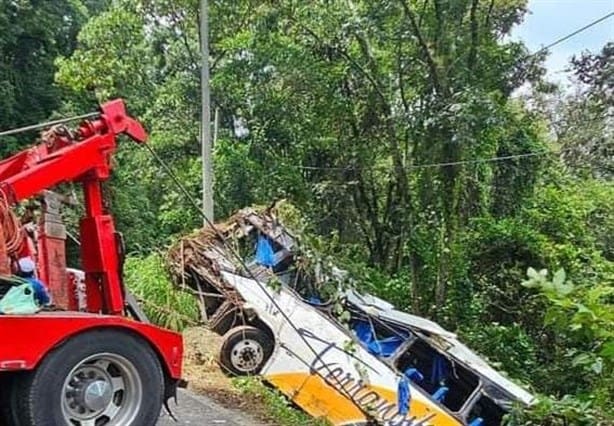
163, 378, 188, 421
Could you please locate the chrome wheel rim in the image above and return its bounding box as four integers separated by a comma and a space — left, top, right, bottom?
61, 353, 142, 426
230, 338, 264, 373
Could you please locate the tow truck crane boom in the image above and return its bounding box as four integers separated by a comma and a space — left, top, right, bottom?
0, 99, 149, 314
0, 100, 183, 426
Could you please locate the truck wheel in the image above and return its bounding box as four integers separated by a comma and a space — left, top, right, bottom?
15, 329, 164, 426
0, 376, 19, 426
219, 326, 274, 376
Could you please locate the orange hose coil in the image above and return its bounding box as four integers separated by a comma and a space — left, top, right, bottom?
0, 191, 25, 271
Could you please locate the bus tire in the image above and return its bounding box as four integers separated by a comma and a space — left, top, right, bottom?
219, 325, 274, 376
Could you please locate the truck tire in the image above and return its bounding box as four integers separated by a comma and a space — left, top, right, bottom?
0, 375, 23, 426
219, 326, 274, 376
14, 329, 164, 426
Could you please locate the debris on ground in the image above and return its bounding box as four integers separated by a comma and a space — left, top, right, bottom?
181, 327, 321, 426
181, 327, 260, 415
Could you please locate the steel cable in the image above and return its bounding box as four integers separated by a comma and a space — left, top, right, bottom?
142, 143, 381, 423
0, 112, 99, 139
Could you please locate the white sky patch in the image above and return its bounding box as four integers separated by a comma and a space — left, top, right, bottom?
511, 0, 614, 87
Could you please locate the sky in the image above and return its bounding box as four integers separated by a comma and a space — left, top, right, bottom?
511, 0, 614, 85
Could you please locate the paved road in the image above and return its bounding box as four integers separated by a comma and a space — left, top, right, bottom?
158, 389, 265, 426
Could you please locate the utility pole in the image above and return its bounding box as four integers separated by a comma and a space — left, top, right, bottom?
200, 0, 214, 223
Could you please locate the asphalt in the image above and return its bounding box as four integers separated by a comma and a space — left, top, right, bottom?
157, 389, 265, 426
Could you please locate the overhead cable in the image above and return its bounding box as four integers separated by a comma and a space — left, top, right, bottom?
290, 148, 563, 172
142, 143, 378, 420
287, 111, 612, 172
528, 11, 614, 59
0, 112, 100, 139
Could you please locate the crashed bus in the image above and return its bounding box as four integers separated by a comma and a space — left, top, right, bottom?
168, 207, 534, 426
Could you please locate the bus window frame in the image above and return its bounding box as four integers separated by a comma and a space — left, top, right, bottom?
392, 334, 487, 421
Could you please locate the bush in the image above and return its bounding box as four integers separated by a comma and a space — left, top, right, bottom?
518, 268, 613, 421
457, 178, 613, 407
124, 253, 200, 331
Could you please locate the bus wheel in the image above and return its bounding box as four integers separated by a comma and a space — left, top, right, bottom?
219, 326, 274, 376
14, 329, 164, 426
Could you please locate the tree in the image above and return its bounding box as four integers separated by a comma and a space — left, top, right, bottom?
0, 0, 91, 153
556, 43, 613, 180
206, 0, 548, 315
55, 0, 550, 315
51, 2, 614, 420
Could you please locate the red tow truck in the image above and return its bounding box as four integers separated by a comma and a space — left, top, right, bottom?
0, 100, 183, 426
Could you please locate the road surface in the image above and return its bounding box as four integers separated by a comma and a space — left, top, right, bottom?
158, 389, 265, 426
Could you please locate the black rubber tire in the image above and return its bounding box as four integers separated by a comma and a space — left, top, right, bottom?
0, 375, 11, 426
14, 329, 164, 426
218, 325, 274, 376
0, 375, 22, 426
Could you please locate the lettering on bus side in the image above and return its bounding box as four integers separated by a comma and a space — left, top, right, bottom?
298, 328, 437, 426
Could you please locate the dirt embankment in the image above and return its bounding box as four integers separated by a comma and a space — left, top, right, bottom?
182, 327, 278, 425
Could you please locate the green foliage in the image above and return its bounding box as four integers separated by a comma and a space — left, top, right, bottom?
54, 0, 207, 251
4, 0, 608, 422
524, 177, 614, 261
53, 0, 550, 275
509, 395, 613, 426
460, 178, 613, 395
556, 43, 613, 180
213, 138, 263, 218
124, 253, 200, 331
0, 0, 91, 154
232, 377, 330, 426
55, 2, 155, 109
509, 266, 614, 425
461, 322, 538, 385
523, 267, 613, 406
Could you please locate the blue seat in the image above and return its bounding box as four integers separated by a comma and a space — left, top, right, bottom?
255, 235, 277, 267
468, 418, 484, 426
373, 336, 405, 357
352, 321, 406, 357
431, 355, 448, 385
431, 386, 449, 403
404, 368, 424, 383
308, 296, 322, 305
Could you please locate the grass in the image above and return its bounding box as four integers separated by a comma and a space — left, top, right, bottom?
124, 253, 200, 331
232, 377, 331, 426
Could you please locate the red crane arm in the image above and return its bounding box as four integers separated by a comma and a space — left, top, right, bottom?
0, 99, 147, 315
0, 99, 146, 202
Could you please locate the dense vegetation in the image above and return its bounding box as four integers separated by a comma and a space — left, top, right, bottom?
2, 0, 612, 423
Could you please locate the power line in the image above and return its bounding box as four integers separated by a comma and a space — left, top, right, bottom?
410, 150, 555, 169
142, 142, 379, 421
528, 11, 614, 59
288, 149, 561, 172
288, 13, 614, 173
284, 111, 613, 172
293, 143, 612, 172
